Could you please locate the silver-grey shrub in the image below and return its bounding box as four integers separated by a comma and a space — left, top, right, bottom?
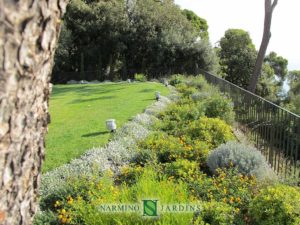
114, 121, 150, 141
207, 141, 275, 180
132, 113, 158, 127
144, 96, 171, 115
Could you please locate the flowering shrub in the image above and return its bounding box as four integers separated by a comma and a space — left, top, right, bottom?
184, 117, 235, 149
157, 102, 205, 135
249, 184, 300, 225
192, 201, 235, 225
207, 141, 273, 180
191, 168, 257, 219
116, 164, 144, 185
138, 132, 184, 163
139, 132, 210, 166
164, 159, 201, 182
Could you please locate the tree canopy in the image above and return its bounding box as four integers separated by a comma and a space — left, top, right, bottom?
52, 0, 217, 83
182, 9, 209, 40
286, 70, 300, 114
219, 29, 257, 89
218, 29, 288, 103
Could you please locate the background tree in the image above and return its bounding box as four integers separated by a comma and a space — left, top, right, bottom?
182, 9, 209, 40
248, 0, 278, 92
256, 62, 281, 103
52, 0, 217, 83
0, 1, 68, 224
218, 29, 257, 88
265, 51, 288, 83
285, 70, 300, 114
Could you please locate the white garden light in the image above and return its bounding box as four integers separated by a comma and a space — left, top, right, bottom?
106, 119, 117, 132
155, 91, 160, 101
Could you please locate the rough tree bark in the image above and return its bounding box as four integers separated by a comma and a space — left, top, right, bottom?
0, 0, 68, 224
248, 0, 278, 92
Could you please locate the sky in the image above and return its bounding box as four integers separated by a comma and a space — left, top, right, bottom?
174, 0, 300, 71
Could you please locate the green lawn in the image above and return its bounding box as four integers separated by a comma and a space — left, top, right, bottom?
43, 82, 169, 172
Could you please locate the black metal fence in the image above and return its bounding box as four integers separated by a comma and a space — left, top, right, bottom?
201, 70, 300, 180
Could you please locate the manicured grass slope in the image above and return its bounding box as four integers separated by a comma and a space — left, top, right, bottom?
44, 82, 169, 172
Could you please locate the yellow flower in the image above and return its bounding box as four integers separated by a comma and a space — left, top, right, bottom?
61, 217, 67, 224
229, 197, 234, 204
223, 188, 227, 194
97, 182, 103, 189
67, 196, 73, 205
236, 197, 241, 203
168, 176, 174, 180
54, 201, 61, 208
223, 198, 227, 203
235, 208, 240, 213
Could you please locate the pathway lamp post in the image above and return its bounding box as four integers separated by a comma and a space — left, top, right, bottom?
106, 119, 117, 132
155, 91, 161, 101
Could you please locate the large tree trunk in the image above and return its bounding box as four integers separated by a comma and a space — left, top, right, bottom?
248, 0, 278, 92
0, 1, 68, 224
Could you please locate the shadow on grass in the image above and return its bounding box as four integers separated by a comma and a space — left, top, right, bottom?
143, 98, 156, 101
140, 88, 155, 93
82, 131, 110, 137
52, 84, 126, 97
69, 96, 116, 104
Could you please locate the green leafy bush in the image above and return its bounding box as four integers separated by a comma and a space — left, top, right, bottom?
138, 132, 184, 163
192, 201, 235, 225
204, 94, 235, 124
169, 74, 185, 86
184, 117, 235, 149
191, 92, 211, 102
175, 83, 198, 98
160, 102, 203, 123
249, 184, 300, 225
116, 164, 144, 185
134, 73, 147, 82
207, 141, 272, 180
157, 102, 205, 135
34, 210, 59, 225
185, 75, 210, 91
164, 159, 202, 182
192, 168, 257, 216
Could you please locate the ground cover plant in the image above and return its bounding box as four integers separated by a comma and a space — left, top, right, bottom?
37, 75, 300, 225
44, 82, 169, 172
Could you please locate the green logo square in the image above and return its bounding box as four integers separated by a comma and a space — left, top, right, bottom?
142, 200, 158, 216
